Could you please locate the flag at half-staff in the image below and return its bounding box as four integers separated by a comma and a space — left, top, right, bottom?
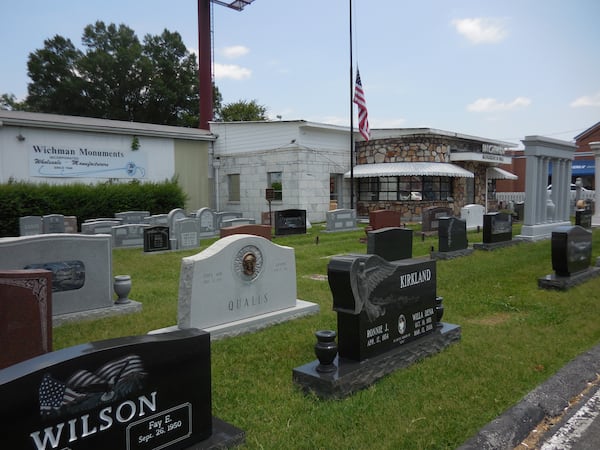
353, 68, 370, 141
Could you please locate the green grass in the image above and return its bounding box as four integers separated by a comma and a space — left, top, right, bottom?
53, 224, 600, 449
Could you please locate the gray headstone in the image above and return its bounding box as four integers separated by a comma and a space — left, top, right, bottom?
42, 214, 65, 233
19, 216, 43, 236
0, 234, 113, 316
174, 218, 201, 250
81, 220, 121, 235
114, 210, 150, 224
221, 218, 256, 228
177, 235, 297, 329
325, 209, 358, 232
145, 214, 169, 226
168, 208, 188, 231
112, 224, 150, 248
196, 208, 216, 234
215, 211, 243, 230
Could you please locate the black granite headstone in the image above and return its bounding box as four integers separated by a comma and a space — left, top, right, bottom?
482, 212, 512, 243
438, 217, 468, 252
274, 209, 307, 236
367, 227, 413, 261
551, 225, 592, 277
575, 209, 592, 229
0, 329, 214, 450
328, 254, 438, 361
143, 226, 170, 252
421, 207, 452, 233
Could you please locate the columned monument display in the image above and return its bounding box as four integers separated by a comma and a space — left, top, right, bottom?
591, 142, 600, 227
517, 136, 576, 241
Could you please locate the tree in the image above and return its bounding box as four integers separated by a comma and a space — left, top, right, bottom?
0, 94, 27, 111
26, 35, 86, 115
18, 22, 203, 126
219, 99, 268, 122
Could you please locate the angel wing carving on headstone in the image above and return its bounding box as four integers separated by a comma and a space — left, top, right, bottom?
349, 255, 398, 322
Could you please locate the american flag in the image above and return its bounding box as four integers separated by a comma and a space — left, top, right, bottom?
38, 355, 146, 415
353, 68, 370, 141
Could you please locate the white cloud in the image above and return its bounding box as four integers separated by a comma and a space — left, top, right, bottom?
570, 91, 600, 107
452, 18, 508, 44
467, 96, 531, 112
220, 45, 250, 59
214, 63, 251, 80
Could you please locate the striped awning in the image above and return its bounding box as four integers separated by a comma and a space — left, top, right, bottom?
487, 167, 518, 180
344, 162, 474, 178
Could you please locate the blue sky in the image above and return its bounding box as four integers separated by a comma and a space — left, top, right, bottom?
1, 0, 599, 147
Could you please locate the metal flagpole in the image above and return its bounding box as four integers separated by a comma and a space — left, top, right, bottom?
349, 0, 355, 210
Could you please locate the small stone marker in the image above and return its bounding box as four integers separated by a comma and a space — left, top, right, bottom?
0, 329, 245, 449
474, 212, 518, 251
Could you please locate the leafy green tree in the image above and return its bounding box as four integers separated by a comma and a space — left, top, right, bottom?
26, 35, 86, 115
219, 99, 268, 122
0, 93, 27, 111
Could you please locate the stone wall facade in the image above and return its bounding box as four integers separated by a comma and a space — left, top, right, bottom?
354, 135, 490, 220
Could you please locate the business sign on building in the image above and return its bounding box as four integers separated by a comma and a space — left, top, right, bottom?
29, 144, 147, 179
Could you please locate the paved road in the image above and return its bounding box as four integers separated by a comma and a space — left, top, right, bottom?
538, 382, 600, 450
458, 343, 600, 450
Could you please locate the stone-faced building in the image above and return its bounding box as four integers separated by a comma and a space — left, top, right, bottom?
351, 128, 516, 219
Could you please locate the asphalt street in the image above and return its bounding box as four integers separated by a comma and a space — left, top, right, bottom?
458, 342, 600, 450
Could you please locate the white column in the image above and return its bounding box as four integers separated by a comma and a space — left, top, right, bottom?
591, 142, 600, 226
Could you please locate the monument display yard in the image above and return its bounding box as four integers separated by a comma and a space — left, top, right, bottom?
151, 234, 319, 339
473, 212, 519, 251
538, 225, 600, 290
431, 216, 473, 260
293, 253, 461, 399
0, 328, 245, 450
0, 234, 141, 325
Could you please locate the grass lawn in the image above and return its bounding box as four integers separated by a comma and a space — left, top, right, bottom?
53, 223, 600, 449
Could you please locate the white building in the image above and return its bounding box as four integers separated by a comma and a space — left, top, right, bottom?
210, 120, 352, 224
0, 110, 214, 211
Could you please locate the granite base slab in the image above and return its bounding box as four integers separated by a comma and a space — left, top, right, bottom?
151, 299, 319, 340
292, 322, 461, 399
430, 248, 474, 260
473, 240, 521, 251
53, 300, 143, 327
184, 417, 245, 449
538, 266, 600, 291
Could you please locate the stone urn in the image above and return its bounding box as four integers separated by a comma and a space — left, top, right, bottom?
113, 275, 132, 304
314, 330, 338, 373
435, 296, 444, 326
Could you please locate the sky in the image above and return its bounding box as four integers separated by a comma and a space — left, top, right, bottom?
2, 0, 600, 148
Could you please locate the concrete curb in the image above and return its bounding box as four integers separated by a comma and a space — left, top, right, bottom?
457, 344, 600, 450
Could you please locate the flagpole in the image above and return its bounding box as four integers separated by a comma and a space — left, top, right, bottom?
349, 0, 355, 211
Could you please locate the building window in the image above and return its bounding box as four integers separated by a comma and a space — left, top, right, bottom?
228, 174, 240, 202
268, 172, 282, 200
358, 176, 453, 201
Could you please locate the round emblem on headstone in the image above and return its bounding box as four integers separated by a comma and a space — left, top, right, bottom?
398, 314, 406, 335
234, 245, 263, 281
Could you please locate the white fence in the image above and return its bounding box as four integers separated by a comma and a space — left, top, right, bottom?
496, 191, 595, 204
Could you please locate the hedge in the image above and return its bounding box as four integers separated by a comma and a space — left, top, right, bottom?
0, 179, 187, 237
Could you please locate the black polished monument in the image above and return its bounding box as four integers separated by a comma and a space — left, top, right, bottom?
292, 254, 461, 399
0, 329, 244, 449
